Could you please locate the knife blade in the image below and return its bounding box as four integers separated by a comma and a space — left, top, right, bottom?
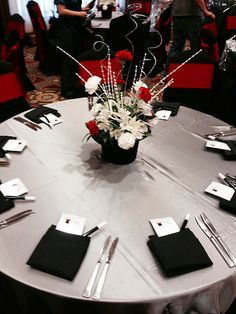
195, 216, 234, 267
92, 237, 119, 300
0, 209, 34, 229
83, 235, 111, 298
200, 213, 236, 266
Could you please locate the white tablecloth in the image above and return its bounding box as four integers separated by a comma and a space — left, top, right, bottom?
0, 99, 236, 313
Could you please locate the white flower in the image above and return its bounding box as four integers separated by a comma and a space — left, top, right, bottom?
102, 4, 108, 10
133, 80, 148, 92
137, 100, 153, 116
85, 76, 101, 95
118, 132, 136, 150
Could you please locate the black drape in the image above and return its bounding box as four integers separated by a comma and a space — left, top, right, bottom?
0, 0, 10, 39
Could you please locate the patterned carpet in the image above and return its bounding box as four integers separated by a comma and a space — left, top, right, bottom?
24, 46, 65, 107
24, 46, 163, 107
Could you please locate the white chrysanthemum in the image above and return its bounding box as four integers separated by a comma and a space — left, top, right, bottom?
131, 121, 148, 139
110, 129, 122, 140
133, 80, 148, 92
91, 102, 104, 115
102, 4, 108, 10
118, 132, 136, 149
137, 100, 153, 116
85, 76, 101, 95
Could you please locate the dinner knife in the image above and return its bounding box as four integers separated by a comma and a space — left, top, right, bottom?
82, 235, 111, 298
92, 237, 119, 300
14, 117, 41, 130
195, 216, 234, 268
0, 209, 35, 229
200, 213, 236, 266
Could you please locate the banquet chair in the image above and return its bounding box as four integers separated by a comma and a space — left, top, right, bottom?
75, 46, 122, 97
2, 15, 35, 92
26, 0, 59, 75
201, 20, 220, 62
162, 50, 216, 115
108, 12, 151, 85
0, 61, 30, 123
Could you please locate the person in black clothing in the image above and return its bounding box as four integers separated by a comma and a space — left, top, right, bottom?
168, 0, 215, 58
54, 0, 93, 98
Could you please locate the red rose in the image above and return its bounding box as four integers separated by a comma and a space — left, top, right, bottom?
115, 50, 133, 62
139, 87, 152, 102
86, 120, 100, 137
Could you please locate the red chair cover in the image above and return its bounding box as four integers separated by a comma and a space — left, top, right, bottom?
78, 59, 122, 84
166, 63, 214, 89
226, 15, 236, 30
0, 72, 24, 103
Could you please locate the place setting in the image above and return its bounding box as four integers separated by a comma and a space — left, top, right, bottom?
13, 105, 62, 130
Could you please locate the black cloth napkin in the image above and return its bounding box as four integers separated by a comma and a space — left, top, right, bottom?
0, 191, 14, 214
27, 225, 90, 280
0, 136, 17, 150
219, 191, 236, 214
24, 106, 61, 124
151, 101, 181, 116
147, 228, 213, 277
221, 141, 236, 160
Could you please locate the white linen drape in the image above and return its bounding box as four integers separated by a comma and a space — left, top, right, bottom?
9, 0, 56, 32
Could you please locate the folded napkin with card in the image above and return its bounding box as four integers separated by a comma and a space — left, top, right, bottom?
27, 225, 90, 280
0, 136, 17, 149
151, 101, 181, 116
24, 106, 61, 125
147, 228, 213, 277
0, 191, 14, 213
205, 140, 236, 160
221, 141, 236, 160
220, 192, 236, 215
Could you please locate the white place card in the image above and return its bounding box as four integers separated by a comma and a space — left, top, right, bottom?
56, 213, 86, 235
205, 181, 235, 201
150, 217, 180, 237
155, 110, 172, 120
0, 178, 28, 197
40, 113, 62, 127
2, 139, 27, 152
206, 140, 231, 151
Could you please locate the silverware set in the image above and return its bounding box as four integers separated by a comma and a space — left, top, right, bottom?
204, 127, 236, 139
14, 117, 42, 131
83, 236, 119, 300
0, 209, 35, 229
196, 213, 236, 268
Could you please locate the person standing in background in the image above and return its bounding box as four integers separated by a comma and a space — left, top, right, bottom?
54, 0, 92, 99
168, 0, 215, 58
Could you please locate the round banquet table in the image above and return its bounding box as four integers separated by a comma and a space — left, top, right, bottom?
0, 99, 236, 314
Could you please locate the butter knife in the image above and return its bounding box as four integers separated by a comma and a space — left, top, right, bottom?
201, 213, 236, 266
0, 209, 34, 229
195, 216, 234, 267
92, 237, 119, 300
83, 235, 111, 298
14, 117, 41, 130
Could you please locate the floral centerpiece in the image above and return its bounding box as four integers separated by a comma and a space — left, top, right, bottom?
56, 40, 201, 164
84, 50, 159, 164
97, 0, 116, 18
